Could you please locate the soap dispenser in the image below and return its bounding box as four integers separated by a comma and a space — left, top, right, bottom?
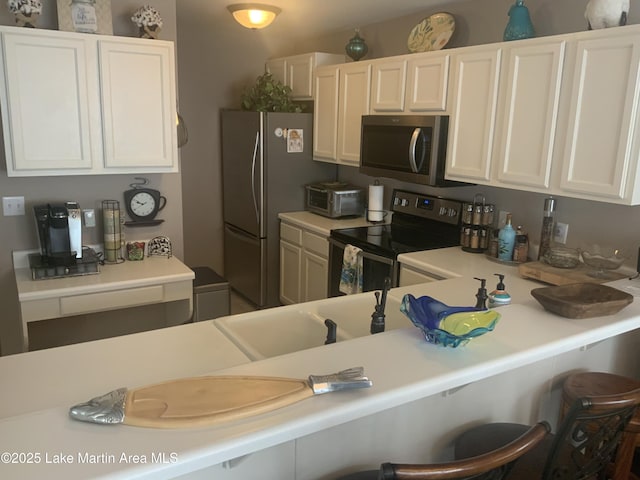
474, 277, 488, 310
489, 273, 512, 307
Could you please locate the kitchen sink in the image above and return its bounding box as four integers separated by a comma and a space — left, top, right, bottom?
214, 292, 411, 360
214, 308, 349, 360
315, 293, 409, 338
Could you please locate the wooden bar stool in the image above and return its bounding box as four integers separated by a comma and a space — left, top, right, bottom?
562, 371, 640, 480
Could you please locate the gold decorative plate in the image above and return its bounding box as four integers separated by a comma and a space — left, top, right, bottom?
407, 12, 455, 53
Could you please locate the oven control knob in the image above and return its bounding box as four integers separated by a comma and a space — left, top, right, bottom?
438, 206, 447, 216
448, 208, 458, 217
400, 199, 409, 207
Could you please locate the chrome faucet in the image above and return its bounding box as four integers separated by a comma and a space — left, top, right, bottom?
371, 277, 392, 334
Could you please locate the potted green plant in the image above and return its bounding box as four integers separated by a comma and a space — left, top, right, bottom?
240, 73, 303, 112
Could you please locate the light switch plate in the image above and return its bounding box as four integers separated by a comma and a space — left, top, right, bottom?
2, 196, 25, 216
554, 222, 569, 244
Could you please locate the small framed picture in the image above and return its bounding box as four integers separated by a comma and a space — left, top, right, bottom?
57, 0, 113, 35
287, 129, 304, 153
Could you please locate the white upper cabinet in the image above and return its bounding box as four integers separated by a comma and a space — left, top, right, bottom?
99, 40, 176, 170
405, 52, 449, 112
266, 52, 345, 100
0, 32, 98, 174
370, 53, 449, 113
495, 40, 565, 189
313, 65, 340, 162
370, 58, 407, 112
559, 33, 640, 202
313, 62, 371, 166
446, 46, 502, 183
336, 62, 371, 166
0, 26, 178, 177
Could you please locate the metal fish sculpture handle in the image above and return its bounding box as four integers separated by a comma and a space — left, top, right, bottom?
69, 367, 372, 428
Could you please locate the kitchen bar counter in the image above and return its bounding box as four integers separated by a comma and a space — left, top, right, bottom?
12, 253, 195, 352
2, 249, 640, 478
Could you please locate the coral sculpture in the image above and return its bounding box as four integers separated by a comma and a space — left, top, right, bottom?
7, 0, 42, 28
131, 5, 163, 39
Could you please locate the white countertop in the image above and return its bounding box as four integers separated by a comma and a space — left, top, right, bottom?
2, 248, 640, 479
14, 255, 195, 302
278, 211, 382, 236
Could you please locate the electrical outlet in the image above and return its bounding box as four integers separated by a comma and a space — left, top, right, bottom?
554, 222, 569, 244
2, 196, 25, 216
83, 209, 96, 227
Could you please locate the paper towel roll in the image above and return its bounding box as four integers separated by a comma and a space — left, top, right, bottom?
368, 184, 384, 222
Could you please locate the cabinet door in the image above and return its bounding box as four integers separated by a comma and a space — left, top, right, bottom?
496, 42, 565, 189
279, 240, 302, 305
0, 32, 97, 175
405, 53, 449, 111
288, 54, 314, 99
399, 265, 444, 287
313, 66, 340, 162
447, 48, 502, 182
99, 40, 177, 170
560, 35, 640, 200
370, 59, 407, 112
266, 57, 286, 85
337, 62, 371, 166
303, 250, 328, 302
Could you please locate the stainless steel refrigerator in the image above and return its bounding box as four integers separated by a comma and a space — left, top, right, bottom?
221, 110, 335, 308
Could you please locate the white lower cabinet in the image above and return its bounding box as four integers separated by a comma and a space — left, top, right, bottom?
280, 222, 329, 304
0, 26, 177, 176
398, 264, 446, 287
173, 441, 295, 479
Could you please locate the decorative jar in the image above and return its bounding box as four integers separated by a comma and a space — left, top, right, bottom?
345, 29, 368, 61
504, 0, 535, 41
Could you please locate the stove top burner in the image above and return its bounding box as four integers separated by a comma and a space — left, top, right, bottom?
330, 189, 464, 257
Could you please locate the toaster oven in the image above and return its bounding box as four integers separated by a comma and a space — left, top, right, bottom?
305, 182, 365, 218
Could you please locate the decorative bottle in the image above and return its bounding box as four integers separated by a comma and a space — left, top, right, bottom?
498, 214, 516, 261
504, 0, 535, 41
537, 197, 556, 260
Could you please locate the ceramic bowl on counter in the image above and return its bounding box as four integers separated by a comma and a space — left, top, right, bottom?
542, 246, 580, 269
400, 294, 500, 348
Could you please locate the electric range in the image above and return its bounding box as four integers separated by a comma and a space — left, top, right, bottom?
328, 189, 463, 295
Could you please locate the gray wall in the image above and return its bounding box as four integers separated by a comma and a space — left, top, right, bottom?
0, 1, 180, 355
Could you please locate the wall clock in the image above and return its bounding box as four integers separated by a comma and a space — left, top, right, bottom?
123, 178, 167, 226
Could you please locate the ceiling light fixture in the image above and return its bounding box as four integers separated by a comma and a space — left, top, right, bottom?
227, 3, 281, 30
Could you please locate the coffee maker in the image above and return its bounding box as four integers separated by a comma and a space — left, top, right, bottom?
34, 202, 81, 262
30, 202, 100, 280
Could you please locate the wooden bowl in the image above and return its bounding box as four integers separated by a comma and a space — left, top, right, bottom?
530, 283, 633, 319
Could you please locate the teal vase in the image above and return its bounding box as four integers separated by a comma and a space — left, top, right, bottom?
504, 0, 535, 41
345, 29, 368, 61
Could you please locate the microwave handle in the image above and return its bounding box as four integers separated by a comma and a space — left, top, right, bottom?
409, 128, 426, 173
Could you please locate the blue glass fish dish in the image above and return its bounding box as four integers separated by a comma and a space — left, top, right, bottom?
400, 294, 500, 348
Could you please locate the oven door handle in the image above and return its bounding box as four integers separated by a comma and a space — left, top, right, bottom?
329, 238, 395, 266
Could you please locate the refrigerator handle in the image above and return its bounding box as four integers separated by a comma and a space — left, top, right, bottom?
250, 130, 260, 225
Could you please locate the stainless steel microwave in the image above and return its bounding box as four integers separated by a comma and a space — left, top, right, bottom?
359, 115, 466, 187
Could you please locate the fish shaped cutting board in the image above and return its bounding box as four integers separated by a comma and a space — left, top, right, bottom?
69, 367, 372, 428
